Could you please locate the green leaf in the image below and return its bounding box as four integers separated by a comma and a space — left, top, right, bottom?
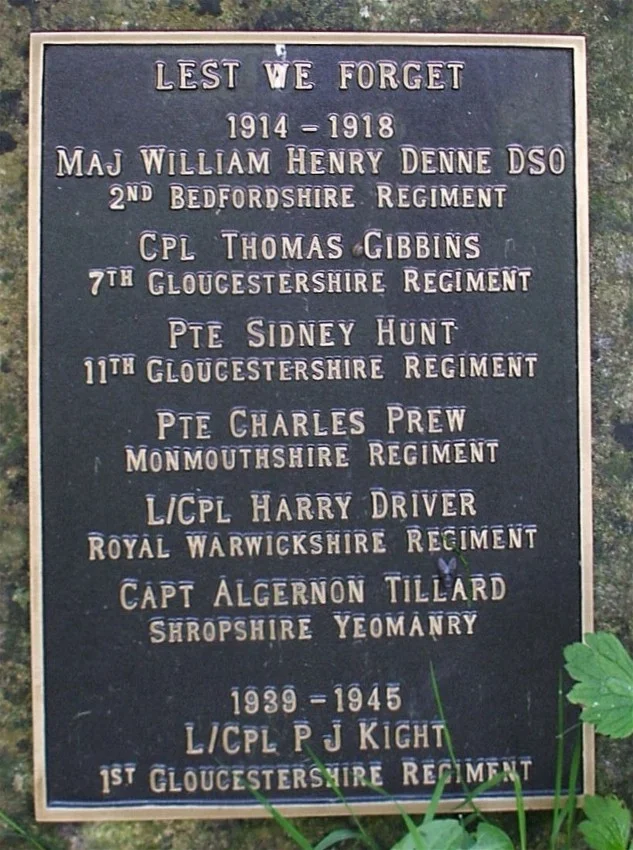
392, 818, 466, 850
241, 782, 314, 850
420, 820, 467, 850
471, 823, 515, 850
450, 770, 510, 813
429, 662, 488, 822
314, 828, 365, 850
510, 770, 527, 850
387, 809, 425, 850
362, 780, 426, 850
423, 770, 450, 825
0, 810, 53, 850
304, 746, 380, 850
579, 796, 631, 850
565, 632, 633, 737
551, 669, 566, 846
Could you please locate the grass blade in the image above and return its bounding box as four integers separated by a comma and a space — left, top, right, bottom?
550, 670, 566, 850
450, 769, 512, 815
0, 810, 52, 850
242, 782, 314, 850
362, 780, 426, 850
510, 771, 527, 850
564, 731, 582, 848
304, 746, 380, 850
429, 663, 457, 767
423, 770, 450, 824
429, 662, 486, 821
314, 828, 366, 850
450, 769, 519, 833
549, 678, 582, 850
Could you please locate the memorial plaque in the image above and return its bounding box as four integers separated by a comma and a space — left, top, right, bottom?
29, 32, 592, 821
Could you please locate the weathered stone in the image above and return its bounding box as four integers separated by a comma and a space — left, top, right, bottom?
0, 131, 17, 154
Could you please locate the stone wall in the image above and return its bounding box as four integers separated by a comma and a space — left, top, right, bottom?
0, 1, 631, 847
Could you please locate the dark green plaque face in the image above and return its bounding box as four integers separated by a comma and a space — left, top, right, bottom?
29, 33, 592, 821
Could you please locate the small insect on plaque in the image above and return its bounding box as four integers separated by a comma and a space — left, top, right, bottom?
29, 32, 592, 821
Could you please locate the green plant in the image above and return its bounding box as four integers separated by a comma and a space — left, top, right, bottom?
250, 630, 633, 850
565, 632, 633, 738
248, 671, 569, 850
563, 632, 633, 850
249, 760, 515, 850
0, 809, 55, 850
579, 795, 632, 850
4, 632, 633, 849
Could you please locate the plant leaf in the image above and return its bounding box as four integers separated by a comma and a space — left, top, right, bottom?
392, 818, 466, 850
241, 782, 314, 850
565, 632, 633, 738
0, 810, 53, 850
449, 770, 510, 815
564, 729, 583, 846
509, 770, 527, 850
362, 779, 426, 850
429, 663, 485, 822
579, 796, 631, 850
420, 820, 467, 850
423, 770, 450, 825
472, 823, 515, 850
304, 746, 379, 850
314, 828, 365, 850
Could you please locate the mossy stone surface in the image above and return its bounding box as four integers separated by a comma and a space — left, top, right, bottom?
0, 1, 631, 847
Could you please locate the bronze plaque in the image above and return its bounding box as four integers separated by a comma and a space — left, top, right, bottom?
29, 32, 592, 821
